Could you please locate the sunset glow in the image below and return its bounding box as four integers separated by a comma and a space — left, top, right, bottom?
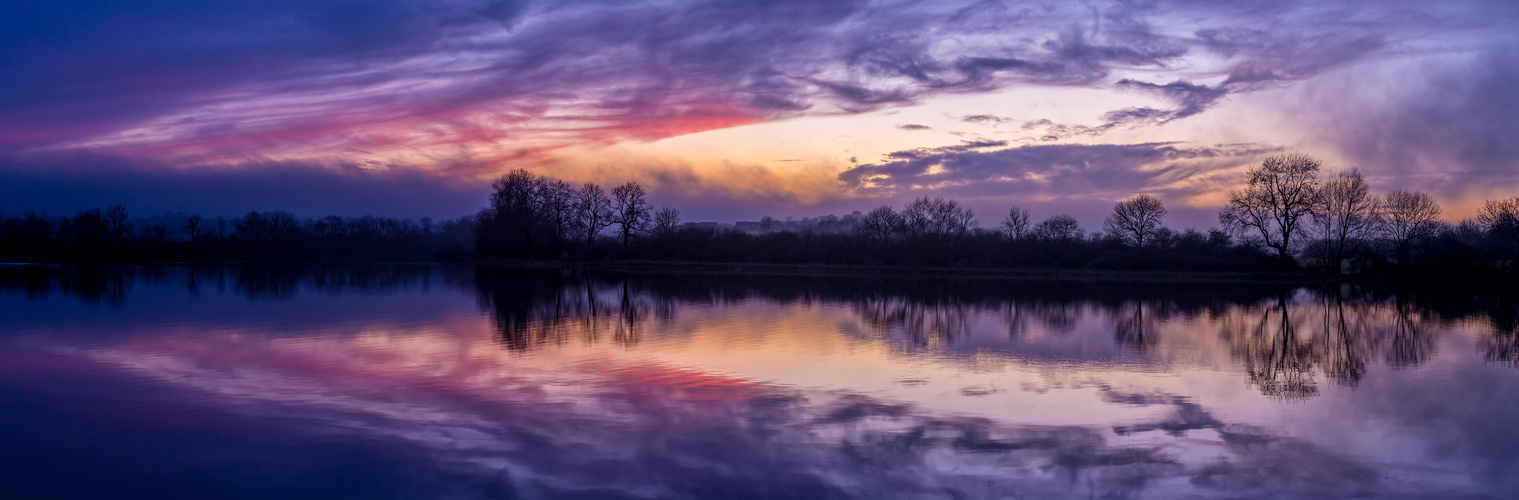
4, 0, 1516, 225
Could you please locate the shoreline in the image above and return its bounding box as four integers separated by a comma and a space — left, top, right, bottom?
482, 259, 1329, 284
2, 259, 1508, 286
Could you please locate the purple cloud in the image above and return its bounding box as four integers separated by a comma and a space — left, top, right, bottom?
0, 0, 1515, 219
4, 0, 1480, 163
840, 141, 1277, 198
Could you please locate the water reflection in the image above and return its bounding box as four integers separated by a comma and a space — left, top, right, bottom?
2, 265, 1518, 498
464, 268, 1514, 394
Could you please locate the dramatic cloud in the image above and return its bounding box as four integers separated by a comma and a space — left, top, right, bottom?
1301, 43, 1519, 204
839, 141, 1277, 201
3, 1, 1486, 164
1, 0, 1193, 164
1097, 21, 1390, 127
1, 0, 1515, 216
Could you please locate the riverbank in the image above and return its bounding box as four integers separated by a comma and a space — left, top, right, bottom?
4, 259, 1505, 286
481, 259, 1330, 284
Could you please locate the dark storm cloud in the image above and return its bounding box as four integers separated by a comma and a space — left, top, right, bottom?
0, 155, 487, 218
839, 141, 1277, 198
1311, 44, 1519, 194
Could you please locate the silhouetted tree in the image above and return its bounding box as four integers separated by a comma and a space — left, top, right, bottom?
1033, 214, 1083, 241
652, 207, 681, 237
855, 206, 901, 243
1379, 190, 1441, 266
1104, 194, 1167, 247
477, 169, 546, 257
1310, 169, 1379, 274
1478, 197, 1519, 257
611, 181, 650, 250
576, 182, 614, 246
185, 215, 203, 241
103, 204, 131, 247
1001, 206, 1031, 239
1220, 154, 1322, 259
900, 196, 976, 240
65, 209, 108, 256
235, 211, 268, 242
542, 179, 577, 256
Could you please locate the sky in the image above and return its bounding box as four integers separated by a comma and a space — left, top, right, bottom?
2, 0, 1517, 228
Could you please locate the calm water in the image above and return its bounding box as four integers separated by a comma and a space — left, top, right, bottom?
2, 265, 1518, 499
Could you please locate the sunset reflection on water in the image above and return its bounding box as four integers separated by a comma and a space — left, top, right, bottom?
2, 265, 1516, 499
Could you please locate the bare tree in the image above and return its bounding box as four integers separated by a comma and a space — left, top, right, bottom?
489, 170, 545, 220
1478, 197, 1519, 254
854, 205, 901, 242
1219, 153, 1323, 259
1033, 214, 1083, 241
1104, 194, 1167, 247
541, 180, 577, 254
1380, 189, 1441, 265
652, 207, 680, 237
1000, 206, 1031, 239
575, 182, 613, 245
1310, 169, 1380, 273
900, 196, 976, 239
103, 204, 131, 246
185, 215, 203, 242
234, 211, 268, 242
611, 181, 650, 250
477, 169, 546, 255
265, 211, 300, 240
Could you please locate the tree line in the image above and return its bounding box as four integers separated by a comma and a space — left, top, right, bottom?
472, 158, 1519, 278
4, 154, 1519, 277
0, 207, 473, 262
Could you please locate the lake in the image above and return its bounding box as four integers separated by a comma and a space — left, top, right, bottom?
2, 265, 1517, 499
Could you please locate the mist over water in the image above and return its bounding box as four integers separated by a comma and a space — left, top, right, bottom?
2, 265, 1517, 499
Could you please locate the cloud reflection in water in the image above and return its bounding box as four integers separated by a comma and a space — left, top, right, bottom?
2, 265, 1517, 499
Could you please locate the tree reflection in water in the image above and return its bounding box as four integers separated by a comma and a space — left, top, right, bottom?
5, 265, 1519, 498
1219, 295, 1321, 399
1386, 296, 1435, 368
4, 265, 1514, 397
1112, 301, 1155, 351
1482, 294, 1519, 367
853, 295, 976, 346
473, 268, 650, 350
1215, 289, 1448, 400
466, 268, 1517, 400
